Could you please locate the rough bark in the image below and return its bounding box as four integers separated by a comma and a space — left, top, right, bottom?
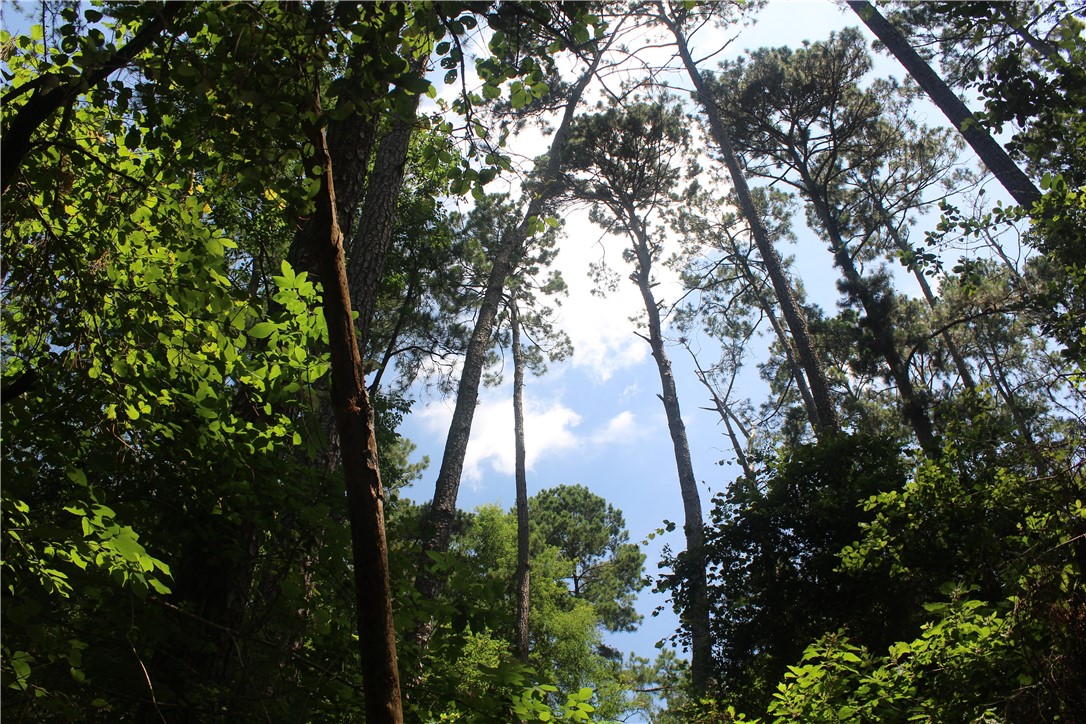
1, 2, 189, 195
306, 117, 403, 723
349, 54, 428, 347
661, 7, 840, 437
286, 59, 381, 279
412, 52, 603, 644
511, 302, 532, 663
847, 0, 1041, 208
625, 204, 712, 693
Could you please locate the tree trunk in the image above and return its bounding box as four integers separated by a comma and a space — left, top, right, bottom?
879, 211, 977, 390
413, 52, 603, 646
847, 0, 1041, 208
511, 302, 532, 663
661, 6, 840, 437
349, 54, 428, 348
624, 205, 712, 693
798, 162, 941, 457
686, 344, 754, 480
306, 115, 403, 723
731, 239, 822, 431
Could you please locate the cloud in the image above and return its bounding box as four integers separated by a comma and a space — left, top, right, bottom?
551, 208, 688, 383
417, 388, 582, 488
416, 386, 648, 490
590, 410, 639, 446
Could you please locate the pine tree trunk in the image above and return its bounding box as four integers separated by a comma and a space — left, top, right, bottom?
733, 242, 822, 431
797, 163, 941, 456
847, 0, 1041, 208
662, 8, 840, 437
413, 53, 603, 648
349, 54, 428, 348
511, 302, 532, 663
625, 205, 713, 694
307, 116, 403, 723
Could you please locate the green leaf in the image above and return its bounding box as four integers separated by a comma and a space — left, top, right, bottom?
248, 322, 277, 339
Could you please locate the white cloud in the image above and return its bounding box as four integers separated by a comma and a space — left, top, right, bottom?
590, 410, 639, 446
416, 385, 651, 490
417, 388, 582, 488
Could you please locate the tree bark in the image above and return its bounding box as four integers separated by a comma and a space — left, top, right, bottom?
511, 302, 532, 663
661, 6, 840, 437
1, 2, 189, 195
286, 50, 382, 278
306, 115, 403, 723
624, 203, 712, 693
412, 52, 603, 646
847, 0, 1041, 209
349, 54, 428, 348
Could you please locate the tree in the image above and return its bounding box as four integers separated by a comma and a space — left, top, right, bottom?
673, 182, 822, 453
531, 485, 647, 634
846, 0, 1042, 208
414, 31, 606, 644
695, 434, 912, 714
559, 99, 713, 689
708, 29, 941, 455
653, 0, 841, 438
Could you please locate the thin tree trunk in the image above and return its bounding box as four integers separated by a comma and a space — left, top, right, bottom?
413, 52, 603, 647
624, 204, 712, 693
306, 111, 403, 723
847, 0, 1041, 208
979, 331, 1050, 478
732, 243, 822, 430
511, 302, 532, 663
879, 211, 977, 390
661, 6, 840, 436
686, 345, 754, 479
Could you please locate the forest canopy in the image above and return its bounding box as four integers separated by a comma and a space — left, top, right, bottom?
2, 1, 1083, 722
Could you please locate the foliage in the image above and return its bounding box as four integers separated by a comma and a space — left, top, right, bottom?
531, 484, 647, 633
769, 412, 1086, 721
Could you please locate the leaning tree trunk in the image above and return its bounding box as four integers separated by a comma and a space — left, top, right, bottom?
511, 301, 532, 663
623, 203, 712, 693
797, 162, 941, 457
661, 7, 840, 437
729, 233, 823, 431
412, 51, 603, 649
878, 208, 978, 390
847, 0, 1041, 208
306, 116, 403, 723
686, 343, 755, 480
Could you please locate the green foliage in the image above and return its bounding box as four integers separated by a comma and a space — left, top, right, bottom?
531, 485, 647, 633
671, 434, 910, 714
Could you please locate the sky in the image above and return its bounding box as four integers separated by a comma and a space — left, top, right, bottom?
397, 0, 927, 679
